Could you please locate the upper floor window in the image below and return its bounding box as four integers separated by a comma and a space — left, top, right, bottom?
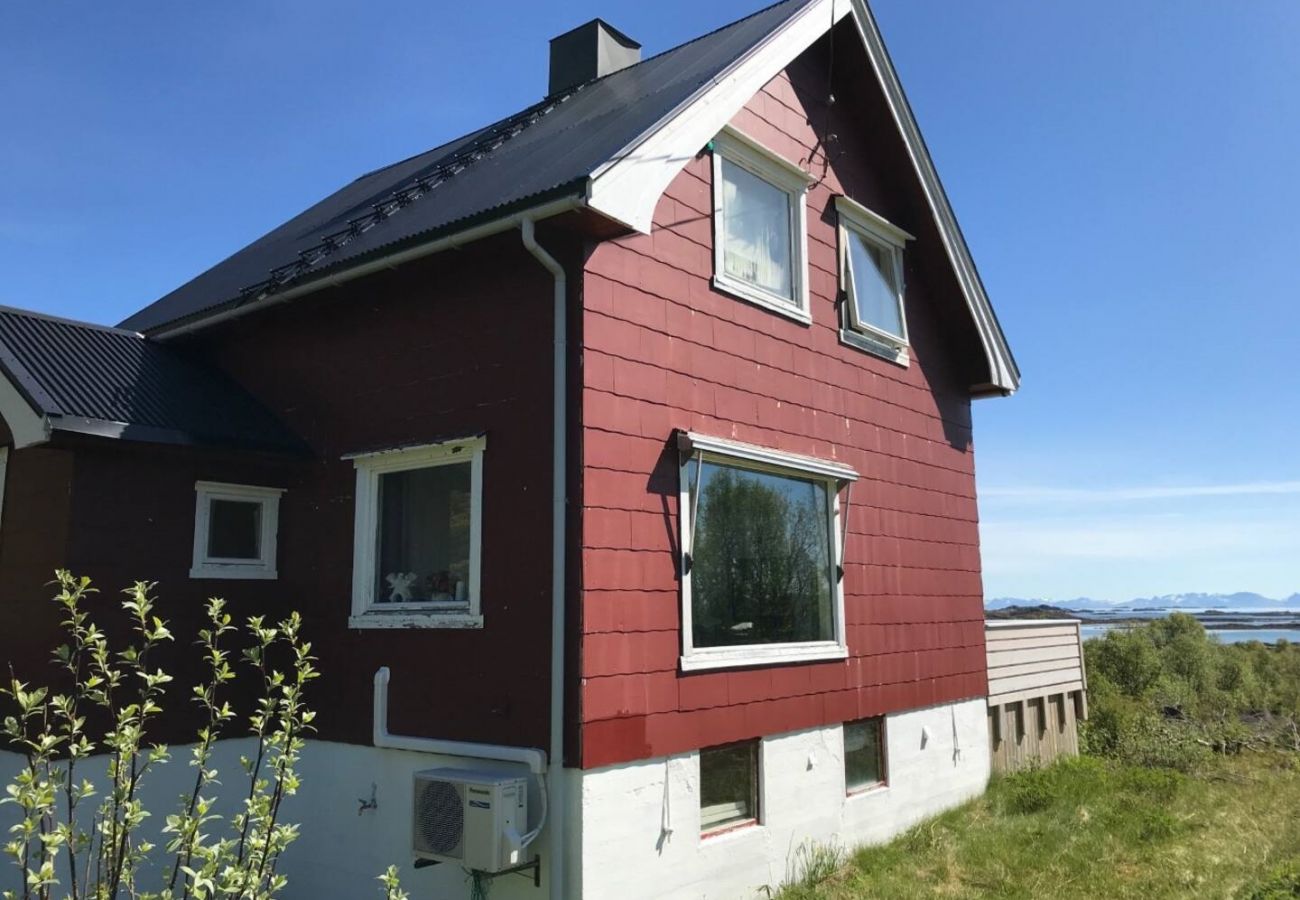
711, 127, 812, 322
190, 481, 282, 580
347, 436, 484, 629
677, 431, 855, 671
835, 194, 914, 361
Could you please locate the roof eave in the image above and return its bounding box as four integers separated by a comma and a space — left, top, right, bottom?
148, 188, 588, 341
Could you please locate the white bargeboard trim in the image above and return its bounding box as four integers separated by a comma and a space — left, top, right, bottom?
0, 374, 50, 448
585, 0, 1018, 394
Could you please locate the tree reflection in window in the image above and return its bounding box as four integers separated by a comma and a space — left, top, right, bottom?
689, 459, 835, 648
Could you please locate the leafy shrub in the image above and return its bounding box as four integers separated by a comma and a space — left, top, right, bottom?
1084, 614, 1300, 767
0, 571, 317, 900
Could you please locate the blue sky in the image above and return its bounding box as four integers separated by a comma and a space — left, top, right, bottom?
2, 1, 1296, 602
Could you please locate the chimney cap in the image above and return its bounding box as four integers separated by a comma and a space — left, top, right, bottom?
548, 17, 641, 52
548, 18, 642, 96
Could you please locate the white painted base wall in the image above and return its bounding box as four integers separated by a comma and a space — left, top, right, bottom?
576, 698, 991, 900
0, 697, 988, 899
0, 741, 558, 900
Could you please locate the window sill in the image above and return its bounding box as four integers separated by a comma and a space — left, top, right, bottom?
712, 276, 811, 325
839, 328, 910, 367
189, 566, 277, 581
681, 641, 848, 672
847, 781, 889, 800
348, 612, 484, 630
700, 819, 761, 842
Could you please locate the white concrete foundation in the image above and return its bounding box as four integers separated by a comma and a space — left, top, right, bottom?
1, 697, 988, 899
0, 741, 560, 900
576, 698, 991, 900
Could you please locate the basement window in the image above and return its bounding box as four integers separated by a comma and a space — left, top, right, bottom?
844, 717, 886, 793
347, 436, 484, 629
711, 127, 812, 322
190, 482, 282, 580
700, 741, 760, 835
677, 431, 854, 672
835, 194, 914, 364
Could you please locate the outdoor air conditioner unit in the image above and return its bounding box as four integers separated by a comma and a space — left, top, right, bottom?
412, 768, 528, 873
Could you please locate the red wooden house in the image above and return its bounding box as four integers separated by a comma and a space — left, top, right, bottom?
0, 1, 1018, 897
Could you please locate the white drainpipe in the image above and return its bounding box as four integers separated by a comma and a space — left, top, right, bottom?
520, 217, 569, 900
366, 217, 570, 896
371, 666, 546, 774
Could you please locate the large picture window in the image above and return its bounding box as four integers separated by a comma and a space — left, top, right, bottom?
348, 436, 484, 629
711, 127, 811, 321
835, 194, 914, 362
678, 432, 854, 671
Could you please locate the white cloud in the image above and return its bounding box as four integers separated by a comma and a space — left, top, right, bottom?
981, 480, 1300, 504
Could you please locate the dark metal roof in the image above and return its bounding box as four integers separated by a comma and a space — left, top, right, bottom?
119, 0, 812, 335
0, 307, 304, 453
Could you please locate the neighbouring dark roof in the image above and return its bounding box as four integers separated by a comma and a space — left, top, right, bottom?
0, 307, 305, 453
119, 0, 813, 334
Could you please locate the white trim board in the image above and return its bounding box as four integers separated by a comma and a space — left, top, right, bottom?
585, 0, 1019, 395
0, 374, 49, 448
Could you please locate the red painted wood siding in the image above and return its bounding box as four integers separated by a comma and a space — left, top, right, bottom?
578, 45, 989, 769
0, 235, 565, 753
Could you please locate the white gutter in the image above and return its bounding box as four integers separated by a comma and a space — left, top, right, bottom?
372, 667, 546, 774
151, 197, 583, 341
520, 217, 568, 900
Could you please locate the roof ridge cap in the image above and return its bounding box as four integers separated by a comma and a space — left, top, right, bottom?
234, 89, 579, 306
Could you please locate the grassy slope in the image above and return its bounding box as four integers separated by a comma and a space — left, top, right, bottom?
777, 753, 1300, 900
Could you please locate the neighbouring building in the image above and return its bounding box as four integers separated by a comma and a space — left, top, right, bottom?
0, 0, 1023, 897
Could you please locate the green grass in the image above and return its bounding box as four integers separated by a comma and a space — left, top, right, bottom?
775, 752, 1300, 900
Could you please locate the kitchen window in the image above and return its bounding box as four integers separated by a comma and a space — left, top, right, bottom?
677, 431, 855, 671
711, 127, 812, 321
348, 436, 484, 629
700, 741, 760, 835
190, 481, 282, 580
835, 194, 914, 362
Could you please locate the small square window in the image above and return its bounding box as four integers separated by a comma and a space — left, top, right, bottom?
844, 717, 886, 792
710, 127, 811, 322
835, 195, 914, 361
190, 482, 282, 580
349, 437, 485, 629
699, 741, 759, 834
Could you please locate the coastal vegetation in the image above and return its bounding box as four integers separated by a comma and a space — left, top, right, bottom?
776, 615, 1300, 898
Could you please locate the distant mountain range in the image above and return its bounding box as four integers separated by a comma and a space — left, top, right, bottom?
986, 592, 1300, 612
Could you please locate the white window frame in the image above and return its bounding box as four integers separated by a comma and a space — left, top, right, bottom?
835, 194, 914, 364
346, 436, 485, 630
189, 481, 282, 580
677, 431, 854, 672
711, 126, 813, 323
